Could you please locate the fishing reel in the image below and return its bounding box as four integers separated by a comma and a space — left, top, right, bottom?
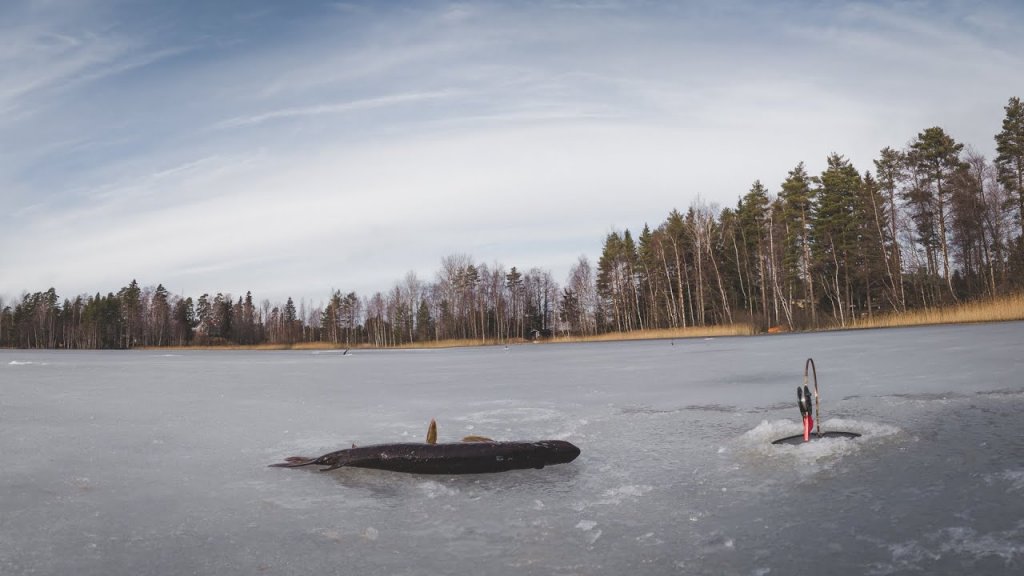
797, 384, 813, 417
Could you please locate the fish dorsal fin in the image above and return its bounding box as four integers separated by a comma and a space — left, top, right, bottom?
426, 419, 437, 444
461, 435, 494, 443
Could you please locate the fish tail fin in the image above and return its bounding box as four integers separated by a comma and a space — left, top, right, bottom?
268, 456, 316, 468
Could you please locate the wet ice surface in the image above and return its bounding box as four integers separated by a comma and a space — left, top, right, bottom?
2, 323, 1023, 575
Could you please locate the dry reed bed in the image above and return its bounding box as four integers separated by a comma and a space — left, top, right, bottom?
846, 293, 1024, 330
548, 324, 756, 343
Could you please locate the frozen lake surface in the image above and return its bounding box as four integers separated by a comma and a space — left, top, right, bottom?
2, 322, 1023, 575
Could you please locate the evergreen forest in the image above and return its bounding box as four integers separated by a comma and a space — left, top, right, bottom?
3, 98, 1024, 349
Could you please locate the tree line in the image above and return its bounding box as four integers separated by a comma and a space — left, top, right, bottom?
2, 97, 1023, 348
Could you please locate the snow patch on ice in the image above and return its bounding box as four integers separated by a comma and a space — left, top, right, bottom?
636, 531, 663, 545
8, 360, 47, 366
700, 531, 736, 553
575, 520, 597, 531
575, 521, 602, 545
742, 418, 900, 448
321, 529, 344, 542
571, 484, 653, 512
450, 407, 585, 440
984, 469, 1024, 493
418, 480, 459, 499
736, 418, 902, 476
66, 476, 93, 491
598, 484, 652, 505
939, 525, 1024, 563
260, 496, 321, 510
453, 407, 563, 425
277, 434, 358, 455
869, 523, 1024, 574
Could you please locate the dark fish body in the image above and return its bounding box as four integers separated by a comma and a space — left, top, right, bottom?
271, 440, 580, 474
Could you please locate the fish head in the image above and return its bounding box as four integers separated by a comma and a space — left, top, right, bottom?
535, 440, 581, 465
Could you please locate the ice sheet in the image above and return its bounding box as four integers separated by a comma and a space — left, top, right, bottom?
2, 322, 1023, 575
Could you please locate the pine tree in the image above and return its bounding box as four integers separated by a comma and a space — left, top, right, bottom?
118, 280, 141, 348
662, 209, 692, 328
172, 297, 195, 345
151, 284, 170, 346
873, 147, 908, 310
565, 255, 597, 335
779, 162, 817, 326
812, 154, 863, 325
322, 291, 341, 344
505, 266, 524, 339
196, 294, 211, 343
621, 229, 642, 330
995, 96, 1024, 237
637, 224, 660, 329
596, 231, 641, 332
953, 150, 1010, 297
950, 157, 988, 296
233, 291, 255, 344
415, 299, 433, 342
736, 181, 771, 326
856, 171, 892, 318
284, 297, 297, 344
908, 126, 965, 298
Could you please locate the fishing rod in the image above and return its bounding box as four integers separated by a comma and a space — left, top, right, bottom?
797, 358, 815, 442
772, 357, 861, 445
807, 357, 820, 437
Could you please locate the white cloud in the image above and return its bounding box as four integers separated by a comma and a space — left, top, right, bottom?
1, 0, 1023, 304
213, 90, 462, 129
0, 28, 123, 113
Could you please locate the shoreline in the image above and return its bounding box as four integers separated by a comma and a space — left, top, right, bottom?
152, 293, 1024, 350
144, 317, 1023, 352
4, 294, 1022, 352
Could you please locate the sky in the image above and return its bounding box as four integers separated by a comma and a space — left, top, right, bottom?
2, 0, 1023, 306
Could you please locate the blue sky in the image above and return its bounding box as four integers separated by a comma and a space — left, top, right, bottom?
2, 0, 1023, 305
